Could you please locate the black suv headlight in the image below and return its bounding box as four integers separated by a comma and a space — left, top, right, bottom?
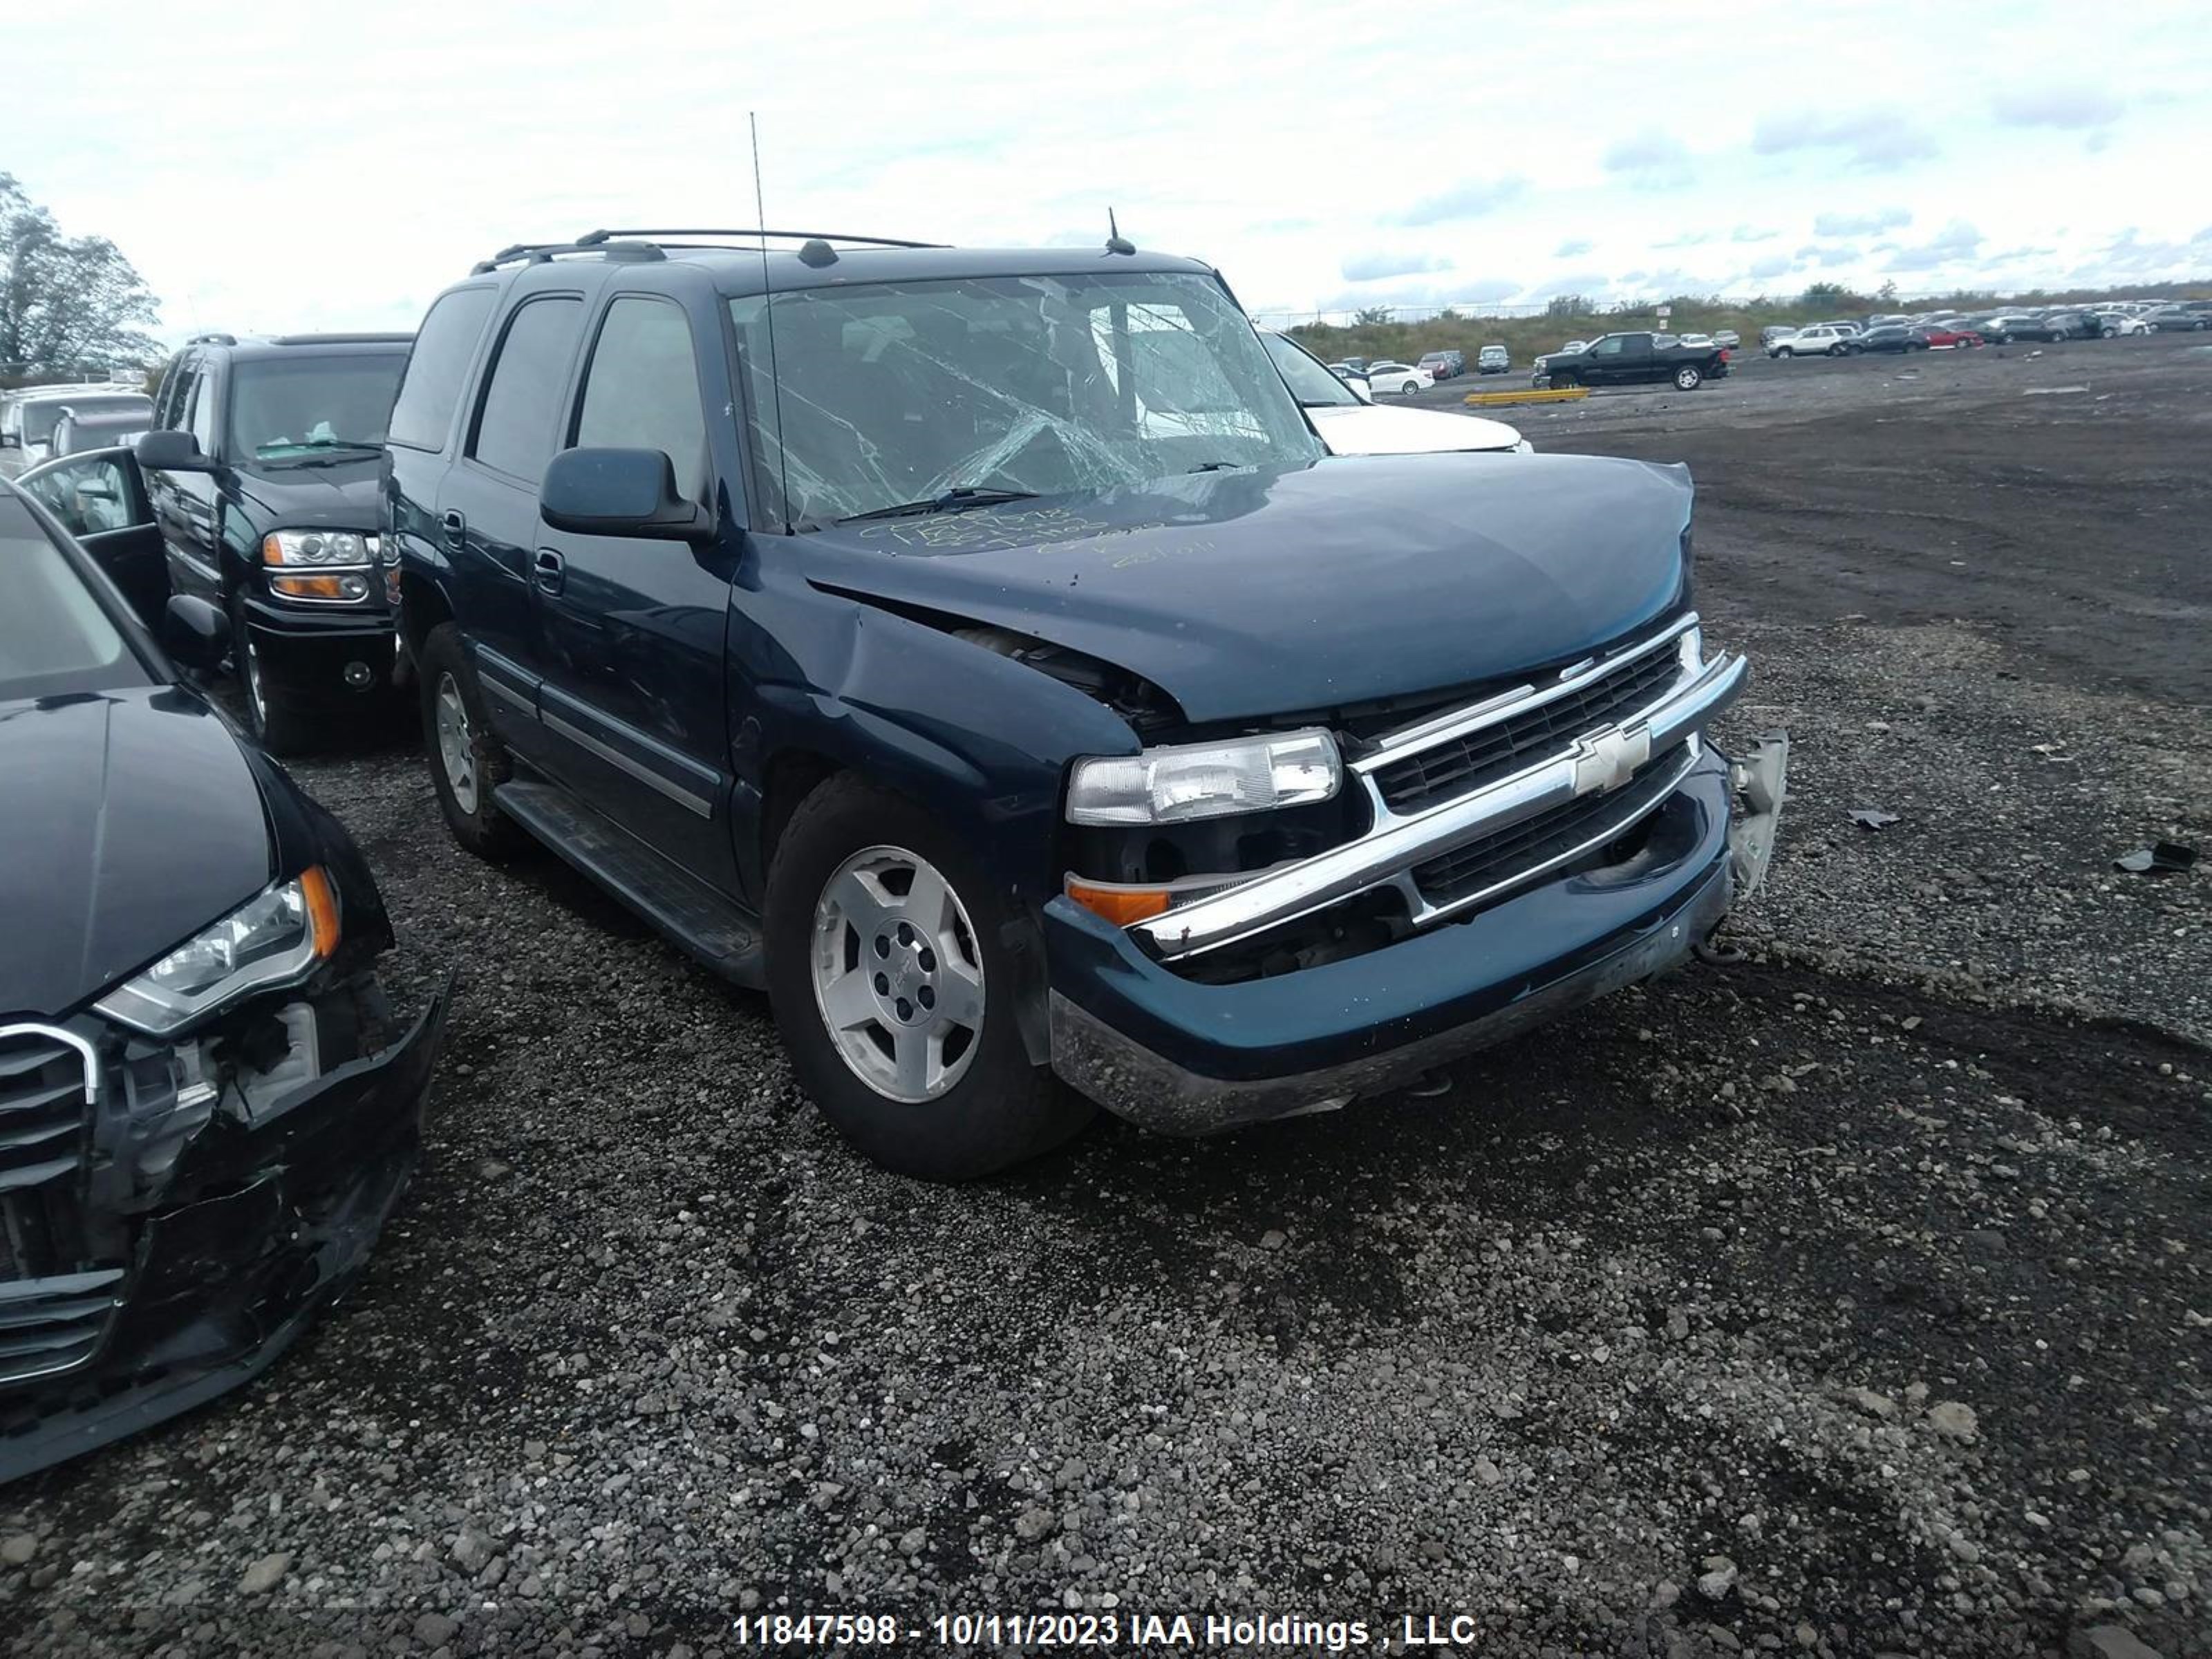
262, 530, 377, 602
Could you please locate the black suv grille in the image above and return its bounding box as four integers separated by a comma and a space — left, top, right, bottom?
1371, 636, 1686, 814
1410, 744, 1689, 911
0, 1029, 118, 1385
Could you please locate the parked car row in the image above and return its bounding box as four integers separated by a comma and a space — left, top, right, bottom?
1763, 297, 2209, 357
5, 227, 1783, 1478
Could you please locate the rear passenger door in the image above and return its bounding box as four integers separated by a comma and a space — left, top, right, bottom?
440, 291, 588, 769
532, 291, 740, 892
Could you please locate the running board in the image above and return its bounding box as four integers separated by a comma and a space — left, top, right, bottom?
494, 780, 766, 988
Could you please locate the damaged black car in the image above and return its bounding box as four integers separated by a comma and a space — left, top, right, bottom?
0, 478, 445, 1483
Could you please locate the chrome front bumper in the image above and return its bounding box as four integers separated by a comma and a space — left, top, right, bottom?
1132, 615, 1747, 961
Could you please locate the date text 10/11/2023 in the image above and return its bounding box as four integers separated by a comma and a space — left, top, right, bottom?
730, 1613, 1492, 1649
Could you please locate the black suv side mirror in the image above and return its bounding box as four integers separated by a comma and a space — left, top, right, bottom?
541, 448, 705, 541
136, 430, 216, 473
163, 594, 230, 673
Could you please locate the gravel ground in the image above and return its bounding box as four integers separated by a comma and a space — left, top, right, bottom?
3, 336, 2208, 1658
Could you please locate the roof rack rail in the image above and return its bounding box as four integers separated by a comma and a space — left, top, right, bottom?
268, 332, 417, 346
469, 238, 668, 275
575, 227, 946, 251
187, 331, 237, 346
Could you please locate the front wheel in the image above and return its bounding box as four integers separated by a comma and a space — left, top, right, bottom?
1672, 364, 1703, 391
1772, 346, 1793, 359
228, 593, 316, 756
765, 776, 1095, 1179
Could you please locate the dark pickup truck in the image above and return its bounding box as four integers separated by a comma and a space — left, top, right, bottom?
390, 228, 1786, 1179
1535, 332, 1730, 392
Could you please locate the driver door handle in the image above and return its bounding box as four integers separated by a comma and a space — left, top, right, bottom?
441, 509, 467, 545
533, 549, 565, 594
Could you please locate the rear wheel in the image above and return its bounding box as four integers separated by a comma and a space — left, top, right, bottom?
1672, 364, 1703, 391
765, 776, 1095, 1179
1828, 344, 1848, 357
418, 622, 523, 860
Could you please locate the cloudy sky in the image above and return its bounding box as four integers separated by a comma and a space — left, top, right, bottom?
8, 0, 2208, 341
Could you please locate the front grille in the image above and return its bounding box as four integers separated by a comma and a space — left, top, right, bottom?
0, 1027, 113, 1386
1411, 743, 1689, 911
1371, 635, 1686, 814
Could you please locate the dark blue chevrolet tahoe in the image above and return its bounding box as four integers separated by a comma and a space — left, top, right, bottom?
388, 228, 1785, 1179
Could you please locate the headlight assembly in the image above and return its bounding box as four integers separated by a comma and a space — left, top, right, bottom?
263, 531, 377, 602
1067, 730, 1341, 827
95, 868, 341, 1037
262, 530, 374, 567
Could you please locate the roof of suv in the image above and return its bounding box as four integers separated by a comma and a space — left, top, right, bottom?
184, 332, 415, 362
473, 234, 1217, 300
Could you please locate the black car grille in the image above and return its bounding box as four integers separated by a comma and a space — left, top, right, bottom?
1410, 743, 1689, 911
0, 1028, 118, 1386
1371, 635, 1687, 814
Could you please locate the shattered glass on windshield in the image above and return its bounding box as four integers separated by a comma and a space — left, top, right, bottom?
727, 272, 1320, 529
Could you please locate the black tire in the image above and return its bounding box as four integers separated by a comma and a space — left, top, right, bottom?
1828, 344, 1848, 357
765, 774, 1095, 1180
228, 592, 316, 756
417, 622, 523, 860
1672, 364, 1703, 391
1773, 346, 1793, 359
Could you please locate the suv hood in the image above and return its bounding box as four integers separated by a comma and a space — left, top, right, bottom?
0, 688, 274, 1020
234, 452, 382, 529
802, 453, 1691, 724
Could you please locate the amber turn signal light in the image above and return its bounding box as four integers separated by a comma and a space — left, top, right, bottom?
1065, 879, 1173, 926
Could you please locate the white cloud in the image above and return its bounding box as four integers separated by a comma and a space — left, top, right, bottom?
1815, 207, 1913, 236
1602, 129, 1694, 188
1341, 252, 1452, 283
1754, 107, 1940, 171
1992, 82, 2125, 131
1555, 237, 1594, 258
1387, 176, 1529, 227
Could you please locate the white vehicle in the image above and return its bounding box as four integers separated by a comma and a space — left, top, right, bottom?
1365, 359, 1434, 397
1, 386, 151, 467
2102, 312, 2153, 337
1768, 324, 1857, 358
1678, 332, 1714, 348
1259, 330, 1528, 455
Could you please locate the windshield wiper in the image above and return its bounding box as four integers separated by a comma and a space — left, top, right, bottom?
838, 487, 1039, 524
1186, 461, 1247, 474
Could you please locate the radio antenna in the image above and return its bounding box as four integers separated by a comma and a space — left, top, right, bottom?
749, 111, 792, 530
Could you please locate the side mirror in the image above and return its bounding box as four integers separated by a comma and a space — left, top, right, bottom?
135, 429, 215, 472
1349, 376, 1375, 405
540, 448, 705, 540
0, 431, 17, 449
163, 594, 230, 673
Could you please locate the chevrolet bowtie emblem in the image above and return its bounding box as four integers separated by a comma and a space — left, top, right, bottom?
1571, 725, 1651, 796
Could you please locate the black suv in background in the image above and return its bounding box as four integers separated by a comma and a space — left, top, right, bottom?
109, 332, 415, 751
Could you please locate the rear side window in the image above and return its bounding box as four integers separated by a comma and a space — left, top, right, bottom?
389, 286, 496, 451
572, 297, 710, 499
469, 296, 584, 481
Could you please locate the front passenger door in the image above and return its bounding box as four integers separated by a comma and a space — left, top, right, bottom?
17, 449, 168, 628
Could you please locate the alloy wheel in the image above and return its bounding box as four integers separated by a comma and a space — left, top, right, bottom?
810, 845, 985, 1103
435, 672, 478, 814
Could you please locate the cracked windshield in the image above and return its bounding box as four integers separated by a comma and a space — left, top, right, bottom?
728, 271, 1322, 527
227, 353, 409, 461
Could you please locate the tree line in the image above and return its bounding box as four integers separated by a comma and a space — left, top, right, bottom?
1, 173, 161, 385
